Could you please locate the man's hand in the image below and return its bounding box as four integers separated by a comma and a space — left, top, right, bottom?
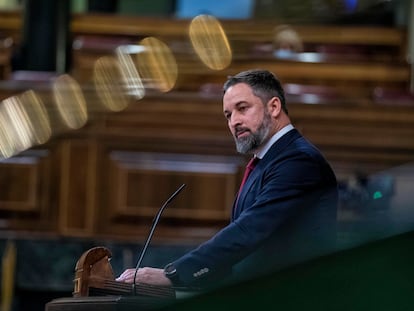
116, 267, 172, 286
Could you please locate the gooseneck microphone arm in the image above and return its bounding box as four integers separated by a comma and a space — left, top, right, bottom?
132, 183, 186, 295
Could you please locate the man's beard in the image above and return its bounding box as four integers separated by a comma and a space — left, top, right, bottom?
234, 112, 272, 154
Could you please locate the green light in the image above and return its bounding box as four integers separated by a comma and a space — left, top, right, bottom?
373, 191, 383, 200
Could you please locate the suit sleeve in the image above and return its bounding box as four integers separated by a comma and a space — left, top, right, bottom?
171, 150, 333, 287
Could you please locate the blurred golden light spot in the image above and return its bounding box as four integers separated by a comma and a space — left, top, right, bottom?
53, 74, 88, 130
0, 129, 14, 159
1, 97, 33, 151
0, 90, 51, 158
136, 37, 177, 93
19, 90, 52, 145
0, 105, 20, 159
116, 45, 145, 100
94, 56, 130, 111
189, 14, 232, 71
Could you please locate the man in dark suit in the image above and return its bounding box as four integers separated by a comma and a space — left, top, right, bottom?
116, 69, 338, 289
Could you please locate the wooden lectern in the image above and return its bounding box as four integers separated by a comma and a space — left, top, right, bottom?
45, 247, 176, 311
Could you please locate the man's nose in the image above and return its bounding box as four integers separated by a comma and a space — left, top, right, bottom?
229, 113, 241, 128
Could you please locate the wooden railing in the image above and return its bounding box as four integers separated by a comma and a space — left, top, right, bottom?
67, 13, 410, 93
0, 10, 411, 104
0, 10, 408, 53
69, 14, 407, 48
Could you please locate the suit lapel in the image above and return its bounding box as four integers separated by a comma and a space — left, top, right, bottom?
232, 129, 301, 219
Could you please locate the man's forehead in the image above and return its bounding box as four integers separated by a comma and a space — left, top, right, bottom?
224, 83, 252, 99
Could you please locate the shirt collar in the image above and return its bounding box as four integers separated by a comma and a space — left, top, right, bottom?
256, 124, 294, 159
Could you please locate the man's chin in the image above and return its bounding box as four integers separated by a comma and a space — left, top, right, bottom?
236, 142, 253, 154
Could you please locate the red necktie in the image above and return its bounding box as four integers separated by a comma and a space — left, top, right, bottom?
238, 156, 259, 194
233, 157, 259, 217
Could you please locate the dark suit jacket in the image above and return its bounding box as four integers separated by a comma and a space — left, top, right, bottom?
172, 129, 338, 288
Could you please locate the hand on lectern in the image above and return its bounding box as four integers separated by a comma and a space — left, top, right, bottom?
116, 267, 172, 287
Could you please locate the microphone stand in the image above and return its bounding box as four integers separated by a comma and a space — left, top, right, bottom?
132, 183, 186, 295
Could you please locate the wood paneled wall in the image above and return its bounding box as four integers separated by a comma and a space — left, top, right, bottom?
0, 11, 413, 244
0, 87, 414, 243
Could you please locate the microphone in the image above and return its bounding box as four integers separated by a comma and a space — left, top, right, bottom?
132, 183, 186, 294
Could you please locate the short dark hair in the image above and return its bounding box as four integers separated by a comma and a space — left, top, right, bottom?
223, 69, 288, 114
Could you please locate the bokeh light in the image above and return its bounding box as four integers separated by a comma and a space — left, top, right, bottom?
189, 14, 232, 70
0, 90, 51, 159
18, 90, 52, 145
53, 74, 88, 130
136, 37, 178, 93
116, 45, 145, 100
0, 110, 16, 159
94, 56, 131, 112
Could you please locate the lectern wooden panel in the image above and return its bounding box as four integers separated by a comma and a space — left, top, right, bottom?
45, 246, 176, 311
45, 295, 173, 311
72, 247, 175, 298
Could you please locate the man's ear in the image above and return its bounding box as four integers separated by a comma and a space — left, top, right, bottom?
268, 97, 282, 117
